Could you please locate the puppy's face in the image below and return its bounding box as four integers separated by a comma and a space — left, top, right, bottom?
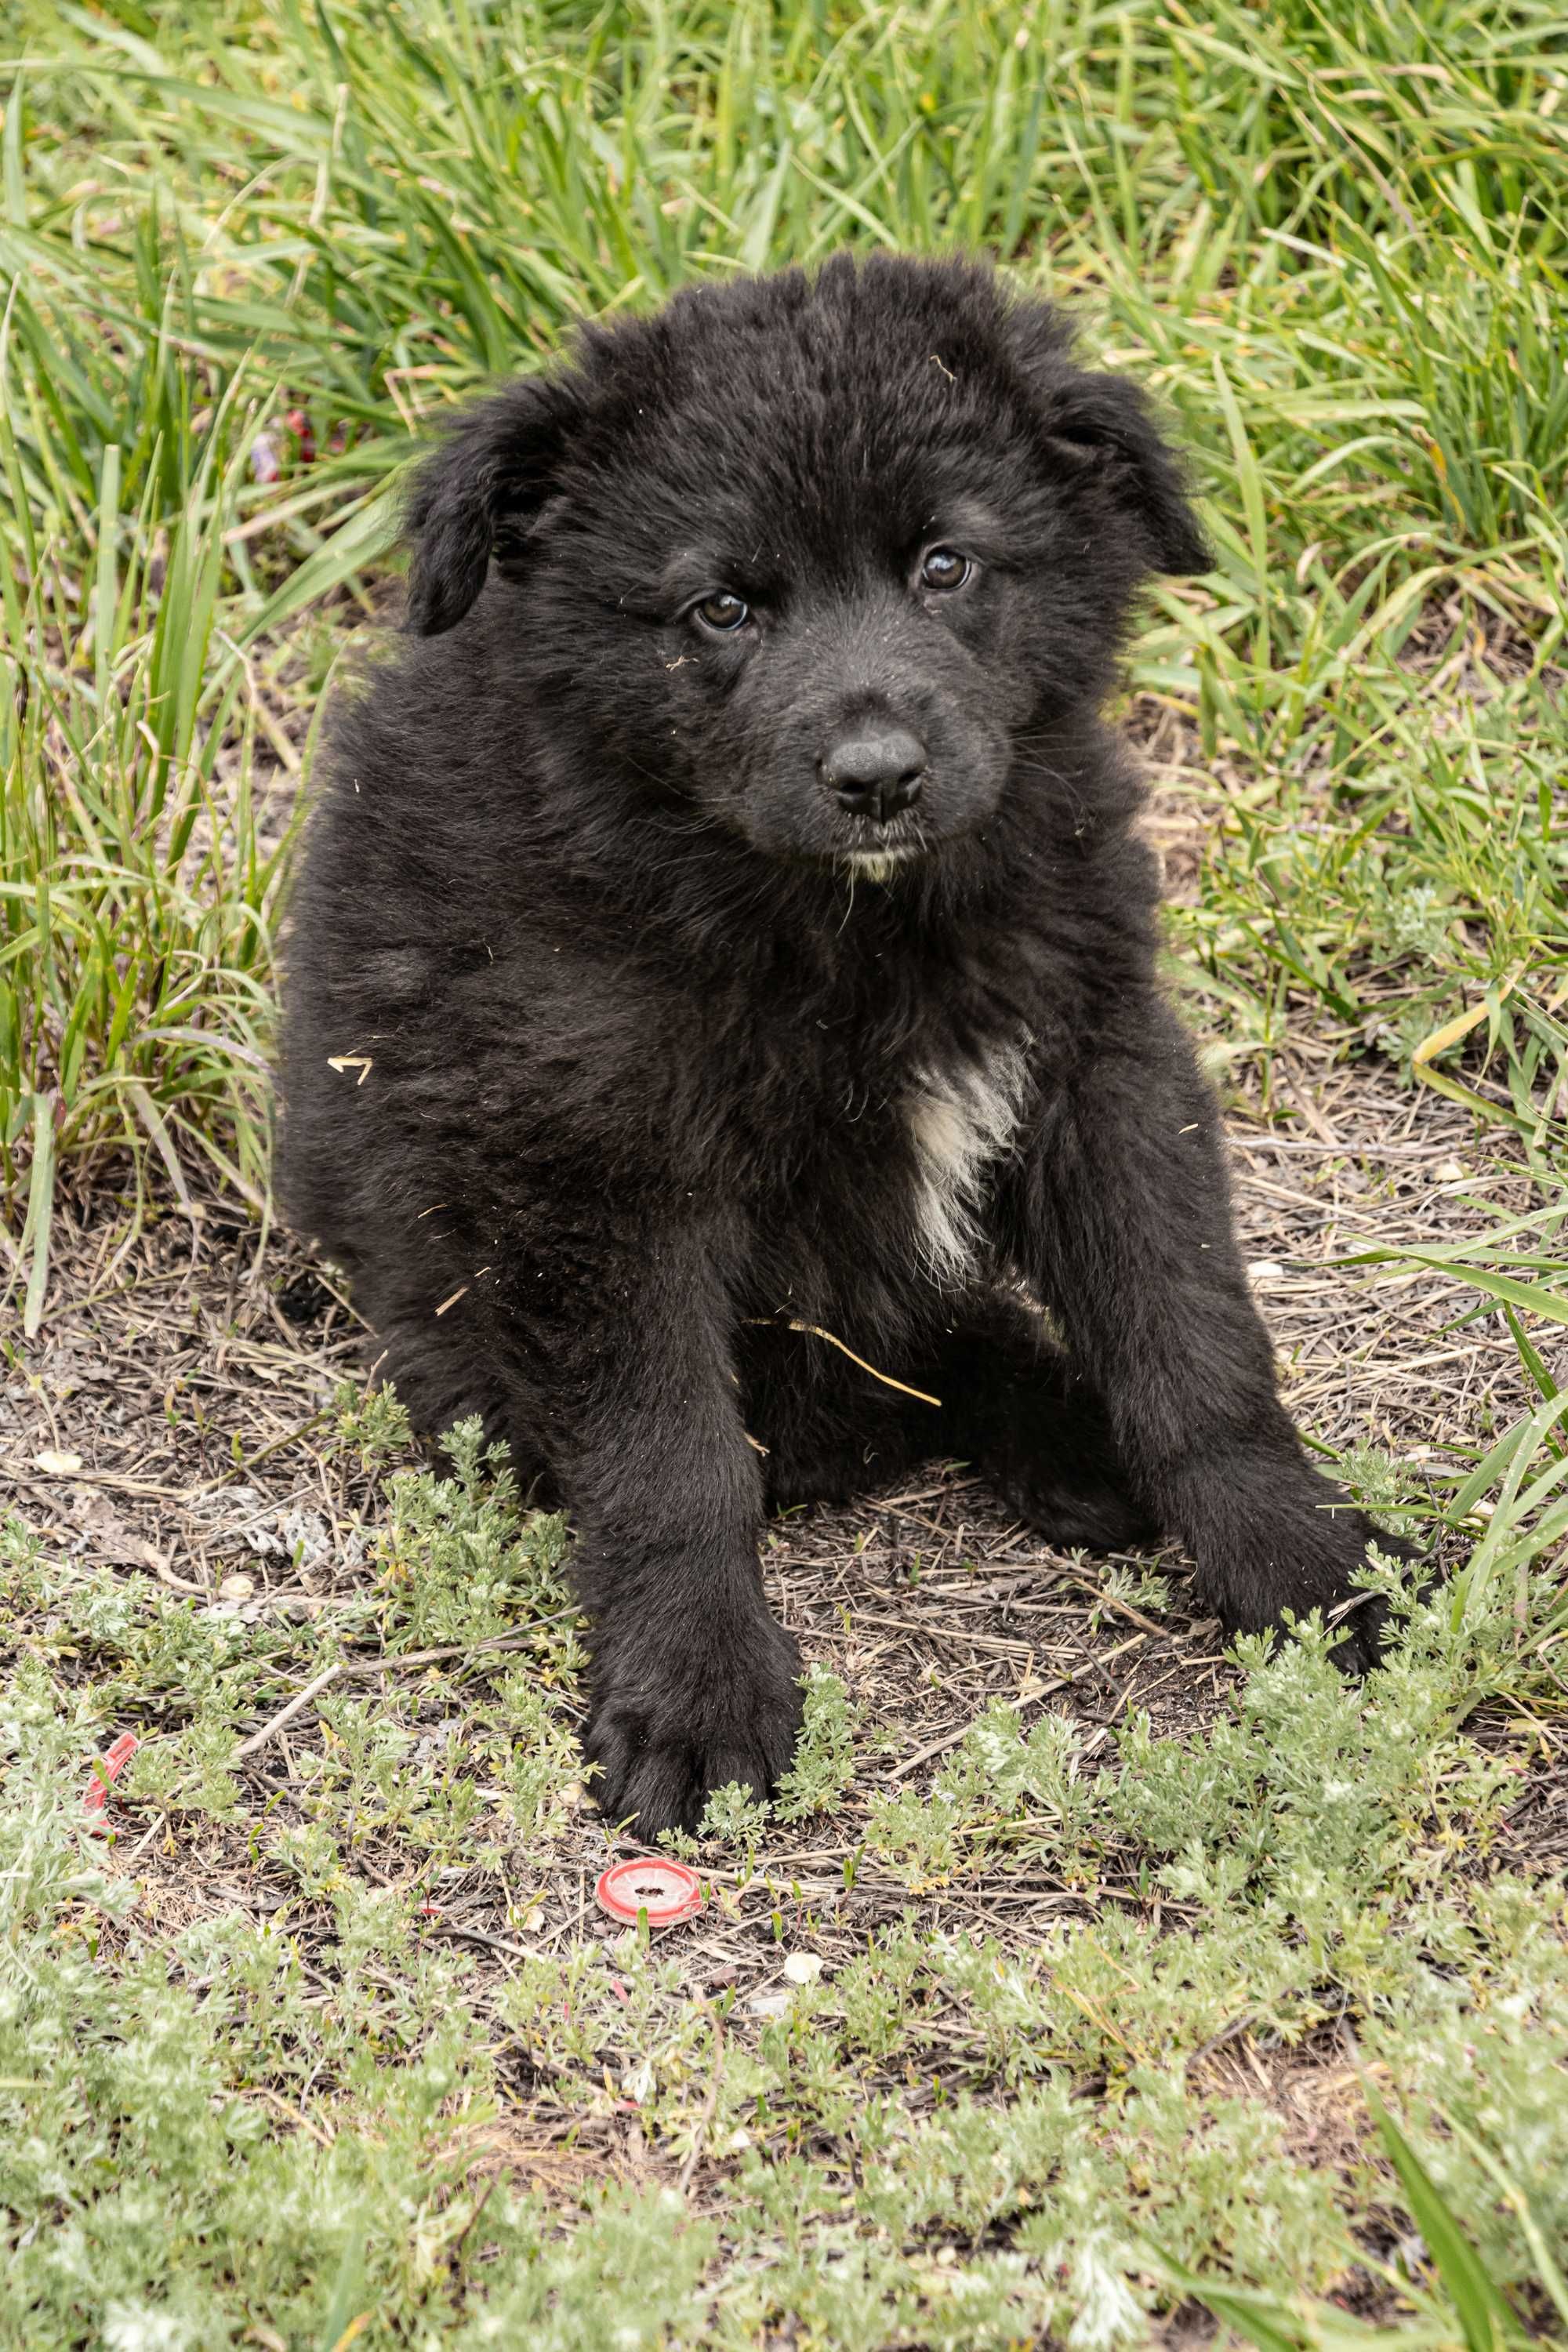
629, 486, 1035, 875
404, 259, 1208, 877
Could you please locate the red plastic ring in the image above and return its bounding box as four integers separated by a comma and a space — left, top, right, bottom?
595, 1858, 702, 1928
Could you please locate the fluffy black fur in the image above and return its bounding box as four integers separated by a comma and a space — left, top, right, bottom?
281, 255, 1403, 1835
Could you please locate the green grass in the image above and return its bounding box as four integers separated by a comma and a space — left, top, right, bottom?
2, 1, 1567, 2342
2, 0, 1565, 1290
5, 1362, 1568, 2349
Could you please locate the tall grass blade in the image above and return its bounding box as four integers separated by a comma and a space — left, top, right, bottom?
1366, 2093, 1524, 2352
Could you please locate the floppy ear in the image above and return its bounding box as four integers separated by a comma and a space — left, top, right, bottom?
402, 372, 583, 637
1005, 306, 1210, 577
1042, 372, 1212, 575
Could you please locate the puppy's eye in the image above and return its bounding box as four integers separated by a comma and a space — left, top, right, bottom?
693, 591, 750, 633
920, 546, 971, 593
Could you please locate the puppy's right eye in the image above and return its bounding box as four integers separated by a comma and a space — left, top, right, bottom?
920, 546, 971, 592
693, 591, 750, 633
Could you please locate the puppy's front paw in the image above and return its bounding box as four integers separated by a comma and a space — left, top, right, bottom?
584, 1613, 804, 1838
1188, 1461, 1421, 1676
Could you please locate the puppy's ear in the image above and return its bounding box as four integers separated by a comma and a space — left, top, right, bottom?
1007, 308, 1210, 576
1044, 372, 1211, 575
403, 373, 583, 637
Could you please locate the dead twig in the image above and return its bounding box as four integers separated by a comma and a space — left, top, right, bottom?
233, 1661, 346, 1759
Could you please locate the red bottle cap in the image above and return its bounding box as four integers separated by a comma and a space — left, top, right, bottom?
595, 1858, 702, 1928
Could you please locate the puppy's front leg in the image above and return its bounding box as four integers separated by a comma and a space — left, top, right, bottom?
1008, 1000, 1399, 1668
534, 1223, 800, 1837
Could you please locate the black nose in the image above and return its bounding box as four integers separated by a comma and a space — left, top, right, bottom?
819, 727, 927, 822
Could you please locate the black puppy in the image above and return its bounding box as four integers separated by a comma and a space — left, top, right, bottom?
281, 255, 1397, 1835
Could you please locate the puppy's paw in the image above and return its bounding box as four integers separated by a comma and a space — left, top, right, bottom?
992, 1456, 1158, 1553
979, 1373, 1157, 1553
1188, 1464, 1421, 1677
584, 1613, 804, 1838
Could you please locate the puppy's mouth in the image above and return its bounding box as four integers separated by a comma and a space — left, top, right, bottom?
837, 841, 923, 882
822, 811, 929, 882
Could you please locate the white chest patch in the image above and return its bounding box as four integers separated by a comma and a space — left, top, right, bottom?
905, 1038, 1030, 1283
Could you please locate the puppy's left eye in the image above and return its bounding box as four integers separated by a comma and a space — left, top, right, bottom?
920, 546, 971, 592
693, 591, 750, 633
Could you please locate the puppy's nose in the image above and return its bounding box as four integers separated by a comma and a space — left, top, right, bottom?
820, 727, 927, 822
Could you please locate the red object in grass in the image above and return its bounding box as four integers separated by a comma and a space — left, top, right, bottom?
283, 408, 317, 463
595, 1858, 702, 1929
83, 1733, 138, 1831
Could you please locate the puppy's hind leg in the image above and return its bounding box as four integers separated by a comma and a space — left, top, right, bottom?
936, 1294, 1157, 1552
744, 1299, 1154, 1550
346, 1256, 552, 1496
740, 1321, 942, 1510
